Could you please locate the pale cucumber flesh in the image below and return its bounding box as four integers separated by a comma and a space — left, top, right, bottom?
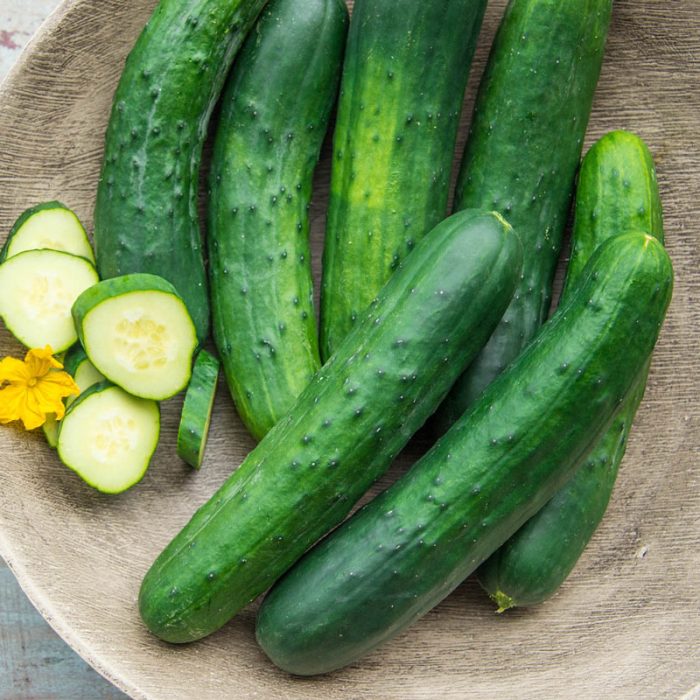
5, 207, 95, 264
0, 250, 98, 352
57, 383, 160, 494
79, 291, 196, 401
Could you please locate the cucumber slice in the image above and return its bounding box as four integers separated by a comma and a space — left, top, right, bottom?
43, 415, 60, 448
1, 202, 95, 264
57, 382, 160, 494
177, 349, 220, 470
0, 249, 99, 352
63, 344, 105, 408
72, 274, 198, 401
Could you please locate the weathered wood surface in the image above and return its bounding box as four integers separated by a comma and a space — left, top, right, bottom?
0, 0, 698, 699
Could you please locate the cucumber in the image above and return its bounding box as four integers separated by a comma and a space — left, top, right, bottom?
177, 349, 220, 470
0, 202, 95, 264
256, 232, 673, 676
0, 250, 99, 353
477, 131, 665, 610
57, 382, 160, 494
435, 0, 613, 431
139, 209, 522, 643
208, 0, 348, 440
93, 0, 269, 342
43, 416, 60, 448
42, 347, 104, 448
72, 274, 198, 401
63, 345, 106, 407
319, 0, 488, 360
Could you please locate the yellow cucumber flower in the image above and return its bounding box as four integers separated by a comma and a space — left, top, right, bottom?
0, 346, 80, 430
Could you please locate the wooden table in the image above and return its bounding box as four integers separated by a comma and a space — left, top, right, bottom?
0, 3, 126, 697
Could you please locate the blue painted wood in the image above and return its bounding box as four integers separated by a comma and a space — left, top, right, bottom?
0, 560, 128, 699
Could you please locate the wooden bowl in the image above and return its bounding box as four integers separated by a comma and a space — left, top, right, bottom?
0, 1, 698, 697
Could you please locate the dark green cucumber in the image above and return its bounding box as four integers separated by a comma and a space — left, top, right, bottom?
208, 0, 348, 440
256, 232, 673, 676
435, 0, 613, 431
477, 130, 665, 610
93, 0, 269, 342
1, 202, 94, 264
177, 349, 220, 470
139, 210, 522, 643
320, 0, 488, 360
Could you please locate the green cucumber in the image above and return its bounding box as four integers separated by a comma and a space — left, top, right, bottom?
177, 349, 220, 470
477, 131, 665, 610
319, 0, 488, 360
208, 0, 348, 440
256, 232, 673, 676
1, 202, 95, 264
0, 249, 99, 353
42, 347, 104, 448
93, 0, 269, 342
435, 0, 613, 431
63, 345, 106, 408
72, 274, 198, 401
139, 210, 522, 643
57, 382, 160, 494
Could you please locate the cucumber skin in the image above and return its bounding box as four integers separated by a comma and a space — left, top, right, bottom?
93, 0, 269, 342
319, 0, 488, 360
139, 210, 522, 643
208, 0, 348, 441
477, 131, 665, 609
436, 0, 613, 430
256, 233, 673, 676
177, 349, 220, 470
0, 202, 93, 264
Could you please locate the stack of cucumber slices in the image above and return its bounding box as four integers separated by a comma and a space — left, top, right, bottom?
0, 203, 219, 493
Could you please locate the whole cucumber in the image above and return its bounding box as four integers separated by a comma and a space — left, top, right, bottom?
139, 210, 522, 643
320, 0, 488, 360
435, 0, 613, 430
94, 0, 269, 342
477, 131, 665, 610
256, 232, 673, 677
208, 0, 348, 441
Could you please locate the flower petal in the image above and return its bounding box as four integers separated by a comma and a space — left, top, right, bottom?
0, 356, 31, 385
24, 346, 61, 377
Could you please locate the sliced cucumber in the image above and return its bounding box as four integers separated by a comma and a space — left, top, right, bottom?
177, 349, 220, 470
63, 344, 105, 408
57, 382, 160, 494
0, 249, 99, 352
43, 415, 60, 448
72, 274, 198, 401
1, 202, 95, 264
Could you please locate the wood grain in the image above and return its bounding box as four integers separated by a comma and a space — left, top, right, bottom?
0, 1, 698, 698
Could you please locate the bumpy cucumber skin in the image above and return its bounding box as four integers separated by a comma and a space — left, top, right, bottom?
72, 273, 197, 401
256, 233, 673, 676
319, 0, 488, 360
208, 0, 348, 440
93, 0, 268, 342
0, 202, 94, 264
57, 381, 160, 495
436, 0, 613, 431
477, 131, 665, 609
139, 210, 522, 643
177, 349, 220, 470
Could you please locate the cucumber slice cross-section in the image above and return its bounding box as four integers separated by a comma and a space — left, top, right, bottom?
63, 344, 105, 408
177, 349, 220, 469
1, 202, 95, 264
72, 274, 198, 401
0, 249, 99, 352
57, 382, 160, 494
